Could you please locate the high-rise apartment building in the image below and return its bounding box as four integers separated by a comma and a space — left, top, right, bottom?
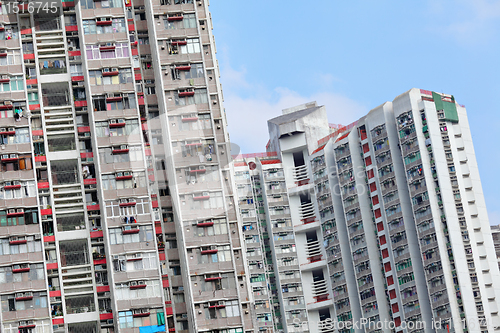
0, 0, 255, 332
489, 225, 500, 270
234, 89, 500, 333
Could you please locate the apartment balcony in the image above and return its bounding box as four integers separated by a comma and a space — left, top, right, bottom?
318, 319, 336, 333
292, 165, 309, 187
310, 278, 330, 304
298, 202, 317, 224
300, 241, 325, 271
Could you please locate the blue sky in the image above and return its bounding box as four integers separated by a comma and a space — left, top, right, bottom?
209, 0, 500, 224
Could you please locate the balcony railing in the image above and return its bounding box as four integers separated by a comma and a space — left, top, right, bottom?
306, 240, 322, 263
292, 165, 309, 186
299, 202, 316, 224
312, 279, 329, 302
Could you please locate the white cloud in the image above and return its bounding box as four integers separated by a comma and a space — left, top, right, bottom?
221, 67, 367, 154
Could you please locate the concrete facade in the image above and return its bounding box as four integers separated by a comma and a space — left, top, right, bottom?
0, 1, 256, 332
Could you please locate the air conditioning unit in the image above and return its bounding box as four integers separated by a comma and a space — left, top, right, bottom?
123, 171, 131, 176
181, 313, 188, 318
16, 208, 23, 213
111, 67, 118, 72
145, 80, 152, 84
9, 153, 16, 158
8, 128, 14, 132
138, 280, 145, 285
68, 47, 73, 51
8, 209, 15, 214
103, 68, 110, 73
14, 181, 21, 186
135, 253, 142, 258
130, 281, 138, 286
113, 255, 119, 260
120, 198, 128, 203
129, 198, 136, 203
106, 319, 113, 325
82, 106, 88, 111
109, 119, 117, 124
120, 145, 127, 150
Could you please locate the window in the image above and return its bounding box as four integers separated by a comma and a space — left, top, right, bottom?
94, 119, 139, 136
113, 252, 158, 272
1, 291, 47, 312
101, 171, 147, 191
0, 76, 24, 92
108, 225, 154, 245
180, 38, 200, 54
99, 145, 143, 164
0, 25, 18, 40
84, 18, 126, 34
69, 63, 83, 76
4, 128, 30, 144
164, 13, 196, 29
198, 245, 231, 264
0, 49, 21, 65
118, 308, 164, 329
86, 43, 129, 60
0, 264, 44, 284
404, 151, 421, 165
0, 236, 42, 256
179, 191, 224, 211
195, 218, 228, 236
0, 180, 36, 199
0, 208, 38, 227
114, 280, 161, 300
173, 88, 208, 106
185, 63, 204, 79
105, 198, 150, 217
81, 0, 122, 8
201, 273, 236, 292
373, 138, 389, 151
